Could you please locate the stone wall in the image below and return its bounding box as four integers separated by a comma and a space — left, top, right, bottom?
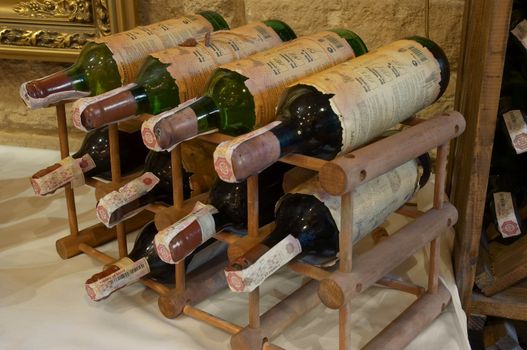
0, 0, 464, 149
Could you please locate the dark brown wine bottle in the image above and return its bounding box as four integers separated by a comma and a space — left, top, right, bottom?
96, 151, 191, 228
30, 126, 148, 196
225, 155, 430, 292
154, 163, 292, 264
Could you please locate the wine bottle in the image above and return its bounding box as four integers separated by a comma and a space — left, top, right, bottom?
20, 12, 229, 109
75, 20, 296, 130
224, 155, 430, 292
213, 36, 450, 182
140, 29, 368, 151
85, 221, 226, 301
154, 162, 292, 264
96, 151, 192, 228
30, 126, 149, 196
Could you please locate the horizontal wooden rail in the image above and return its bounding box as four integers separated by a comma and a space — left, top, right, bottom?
363, 281, 451, 350
55, 210, 154, 259
318, 203, 457, 309
231, 279, 320, 350
183, 305, 242, 335
319, 111, 466, 195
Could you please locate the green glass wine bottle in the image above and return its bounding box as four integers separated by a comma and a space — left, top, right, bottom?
213, 36, 449, 182
76, 20, 296, 130
20, 12, 229, 109
141, 29, 367, 150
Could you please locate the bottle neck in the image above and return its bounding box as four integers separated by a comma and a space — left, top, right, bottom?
155, 95, 220, 149
269, 121, 307, 157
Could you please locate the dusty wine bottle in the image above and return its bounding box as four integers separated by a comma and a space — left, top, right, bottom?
154, 163, 292, 264
140, 29, 368, 151
96, 151, 191, 228
85, 221, 226, 301
20, 12, 229, 109
224, 155, 430, 292
30, 127, 149, 196
75, 20, 296, 130
213, 36, 449, 183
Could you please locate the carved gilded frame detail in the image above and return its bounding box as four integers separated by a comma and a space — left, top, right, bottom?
0, 0, 137, 62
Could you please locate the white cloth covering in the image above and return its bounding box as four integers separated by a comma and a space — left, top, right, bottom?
0, 145, 470, 350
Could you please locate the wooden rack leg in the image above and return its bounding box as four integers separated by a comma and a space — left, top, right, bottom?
56, 103, 79, 237
428, 143, 449, 293
339, 192, 353, 350
170, 146, 186, 291
108, 124, 127, 258
231, 279, 321, 350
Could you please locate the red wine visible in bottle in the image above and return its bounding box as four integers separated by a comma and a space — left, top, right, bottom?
213, 36, 449, 182
224, 155, 430, 292
96, 151, 191, 227
154, 163, 292, 264
30, 126, 148, 196
85, 221, 226, 301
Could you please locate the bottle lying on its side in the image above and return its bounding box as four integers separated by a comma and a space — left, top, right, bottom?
212, 36, 449, 183
20, 11, 229, 109
30, 126, 149, 196
224, 154, 431, 293
75, 20, 297, 131
140, 28, 368, 151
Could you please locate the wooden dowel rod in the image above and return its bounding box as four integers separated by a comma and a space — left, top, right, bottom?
249, 287, 260, 329
56, 104, 80, 237
339, 192, 353, 350
278, 153, 327, 171
116, 224, 127, 258
108, 124, 127, 257
263, 343, 286, 350
231, 280, 321, 349
319, 111, 465, 195
339, 302, 352, 350
362, 281, 451, 350
428, 143, 449, 293
171, 146, 184, 210
55, 211, 153, 259
78, 243, 170, 295
247, 175, 259, 238
395, 205, 424, 219
175, 261, 185, 294
158, 252, 229, 319
376, 275, 426, 297
183, 305, 242, 335
288, 262, 331, 281
318, 203, 458, 309
154, 192, 209, 231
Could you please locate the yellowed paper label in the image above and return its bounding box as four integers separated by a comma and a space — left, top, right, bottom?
225, 235, 302, 293
85, 257, 150, 301
503, 110, 527, 154
291, 160, 420, 243
288, 39, 442, 153
152, 22, 283, 102
219, 31, 356, 126
95, 15, 213, 83
494, 192, 521, 238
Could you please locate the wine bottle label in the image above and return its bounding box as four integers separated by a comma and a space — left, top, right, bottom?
71, 83, 137, 131
19, 77, 91, 110
85, 257, 150, 301
31, 154, 96, 196
152, 22, 283, 102
94, 15, 213, 84
493, 192, 521, 238
503, 110, 527, 154
289, 160, 420, 243
141, 97, 217, 151
225, 234, 302, 293
214, 121, 282, 182
155, 201, 218, 264
96, 172, 160, 228
220, 31, 355, 127
512, 19, 527, 49
286, 39, 441, 153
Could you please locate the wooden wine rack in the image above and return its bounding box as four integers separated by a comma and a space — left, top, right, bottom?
51, 98, 464, 349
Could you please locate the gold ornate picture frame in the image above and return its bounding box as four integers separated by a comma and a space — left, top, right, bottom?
0, 0, 137, 62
